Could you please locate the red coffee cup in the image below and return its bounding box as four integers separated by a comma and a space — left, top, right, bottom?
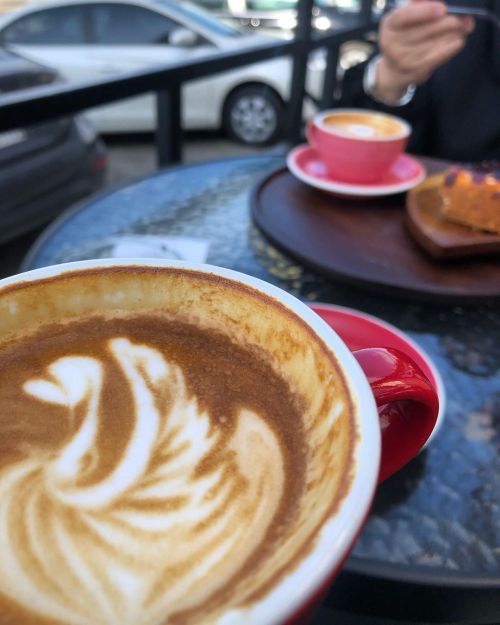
307, 108, 411, 184
0, 260, 438, 625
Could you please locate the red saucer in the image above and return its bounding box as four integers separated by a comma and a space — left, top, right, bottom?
309, 303, 445, 442
287, 144, 426, 198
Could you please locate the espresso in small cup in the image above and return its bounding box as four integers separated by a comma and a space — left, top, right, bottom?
323, 111, 407, 139
307, 109, 411, 184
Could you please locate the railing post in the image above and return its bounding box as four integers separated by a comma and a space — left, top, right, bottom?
319, 44, 340, 110
360, 0, 374, 25
286, 0, 314, 145
156, 85, 182, 168
320, 0, 374, 112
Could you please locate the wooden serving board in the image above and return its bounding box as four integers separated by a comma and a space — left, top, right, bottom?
250, 165, 500, 302
406, 174, 500, 259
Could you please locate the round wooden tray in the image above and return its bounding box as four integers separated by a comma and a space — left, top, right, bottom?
250, 166, 500, 302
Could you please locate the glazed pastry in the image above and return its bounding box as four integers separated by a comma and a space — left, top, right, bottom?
440, 163, 500, 234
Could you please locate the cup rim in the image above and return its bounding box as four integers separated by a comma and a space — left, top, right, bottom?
0, 258, 382, 625
314, 108, 411, 142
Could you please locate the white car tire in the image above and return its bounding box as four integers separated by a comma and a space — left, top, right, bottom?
223, 85, 284, 146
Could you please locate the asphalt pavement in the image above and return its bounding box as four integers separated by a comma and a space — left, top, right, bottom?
104, 132, 286, 187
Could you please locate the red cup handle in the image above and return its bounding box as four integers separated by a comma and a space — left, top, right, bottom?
353, 347, 439, 482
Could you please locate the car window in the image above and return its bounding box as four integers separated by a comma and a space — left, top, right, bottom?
246, 0, 296, 9
316, 0, 361, 8
155, 0, 241, 37
193, 0, 228, 9
90, 3, 183, 44
2, 6, 87, 45
241, 0, 361, 9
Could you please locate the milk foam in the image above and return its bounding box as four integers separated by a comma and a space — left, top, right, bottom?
345, 123, 375, 138
0, 338, 285, 625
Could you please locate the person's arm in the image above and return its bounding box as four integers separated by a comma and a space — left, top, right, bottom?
336, 53, 434, 155
336, 1, 474, 155
336, 52, 426, 123
373, 0, 474, 104
338, 0, 473, 110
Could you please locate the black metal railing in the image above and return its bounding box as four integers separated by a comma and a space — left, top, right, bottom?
0, 0, 376, 166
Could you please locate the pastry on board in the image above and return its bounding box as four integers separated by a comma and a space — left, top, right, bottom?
439, 163, 500, 234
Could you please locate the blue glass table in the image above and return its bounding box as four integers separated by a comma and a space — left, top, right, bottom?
22, 155, 500, 624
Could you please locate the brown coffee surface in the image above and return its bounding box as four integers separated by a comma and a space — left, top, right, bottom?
324, 112, 404, 138
0, 267, 355, 625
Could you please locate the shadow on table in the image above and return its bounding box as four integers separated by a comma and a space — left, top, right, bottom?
0, 228, 45, 280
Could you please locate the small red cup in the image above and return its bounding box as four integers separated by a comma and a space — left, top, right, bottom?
307, 109, 411, 184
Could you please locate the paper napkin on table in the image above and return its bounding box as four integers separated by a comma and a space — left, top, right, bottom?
110, 235, 210, 263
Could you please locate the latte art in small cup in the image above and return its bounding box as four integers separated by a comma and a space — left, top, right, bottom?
323, 112, 407, 139
307, 108, 411, 184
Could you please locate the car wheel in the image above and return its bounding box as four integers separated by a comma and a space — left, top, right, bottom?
223, 85, 283, 146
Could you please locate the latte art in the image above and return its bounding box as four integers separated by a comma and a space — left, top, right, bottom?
0, 267, 354, 625
0, 335, 285, 625
323, 112, 405, 138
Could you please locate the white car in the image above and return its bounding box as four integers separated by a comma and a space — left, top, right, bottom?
0, 0, 323, 144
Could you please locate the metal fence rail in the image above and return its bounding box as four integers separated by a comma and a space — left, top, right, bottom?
0, 0, 376, 166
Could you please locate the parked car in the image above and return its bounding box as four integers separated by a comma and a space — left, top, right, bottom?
192, 0, 366, 35
0, 49, 107, 244
191, 0, 377, 79
0, 0, 327, 145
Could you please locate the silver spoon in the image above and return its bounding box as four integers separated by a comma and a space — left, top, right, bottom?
446, 5, 500, 29
385, 2, 500, 29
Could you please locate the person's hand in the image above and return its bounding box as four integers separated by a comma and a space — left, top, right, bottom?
374, 0, 474, 104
